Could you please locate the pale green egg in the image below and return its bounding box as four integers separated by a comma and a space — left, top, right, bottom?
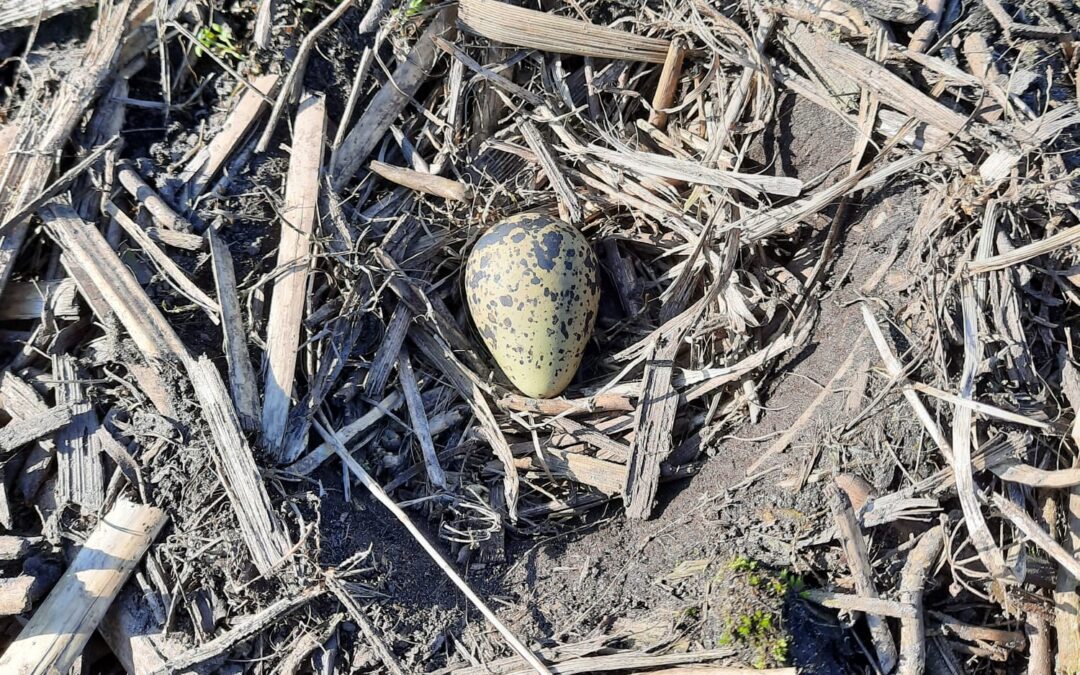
465, 213, 600, 398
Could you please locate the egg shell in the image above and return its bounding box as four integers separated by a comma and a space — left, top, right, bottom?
465, 213, 600, 398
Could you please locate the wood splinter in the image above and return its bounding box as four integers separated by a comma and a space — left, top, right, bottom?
262, 91, 326, 456
648, 39, 685, 130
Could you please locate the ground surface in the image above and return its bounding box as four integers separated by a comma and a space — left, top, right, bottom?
4, 1, 1077, 672
295, 95, 923, 673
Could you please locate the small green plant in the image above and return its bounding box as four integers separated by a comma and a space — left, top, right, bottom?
718, 557, 795, 668
720, 610, 787, 669
196, 22, 242, 61
771, 569, 805, 596
405, 0, 426, 16
771, 636, 790, 662
679, 605, 701, 623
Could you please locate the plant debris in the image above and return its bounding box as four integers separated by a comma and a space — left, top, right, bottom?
1, 0, 1079, 671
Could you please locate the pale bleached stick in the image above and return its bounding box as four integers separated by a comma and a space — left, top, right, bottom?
116, 163, 198, 232
53, 354, 104, 510
0, 136, 118, 237
42, 202, 291, 575
967, 222, 1080, 275
313, 420, 553, 675
326, 578, 406, 675
369, 160, 472, 202
909, 381, 1052, 430
860, 304, 953, 462
520, 121, 581, 223
907, 0, 944, 53
287, 391, 403, 476
263, 92, 326, 456
745, 344, 859, 475
0, 279, 78, 320
800, 589, 917, 619
0, 499, 166, 674
458, 0, 669, 63
830, 484, 897, 672
1056, 363, 1080, 671
253, 0, 273, 48
0, 576, 39, 616
953, 208, 1010, 580
0, 0, 94, 28
991, 492, 1080, 579
149, 587, 324, 674
256, 0, 354, 153
188, 357, 294, 575
648, 39, 685, 130
0, 0, 132, 299
178, 73, 279, 206
0, 403, 74, 452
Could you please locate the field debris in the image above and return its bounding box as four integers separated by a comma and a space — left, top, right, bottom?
0, 0, 1079, 671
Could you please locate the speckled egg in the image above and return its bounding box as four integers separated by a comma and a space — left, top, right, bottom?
465, 213, 600, 398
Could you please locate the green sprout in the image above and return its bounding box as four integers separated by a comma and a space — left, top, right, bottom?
196, 22, 242, 61
729, 556, 757, 573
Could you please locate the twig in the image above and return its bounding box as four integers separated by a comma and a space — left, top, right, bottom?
519, 121, 581, 223
967, 223, 1080, 274
624, 330, 681, 519
801, 589, 917, 619
0, 136, 118, 236
458, 0, 670, 63
829, 483, 898, 672
116, 162, 198, 232
953, 206, 1011, 580
178, 74, 279, 207
286, 391, 403, 476
326, 578, 406, 675
990, 492, 1080, 580
0, 0, 133, 298
330, 8, 456, 190
369, 160, 472, 202
860, 304, 953, 462
746, 342, 860, 475
256, 0, 354, 153
208, 227, 261, 431
898, 526, 945, 675
313, 421, 553, 675
152, 587, 324, 674
648, 39, 686, 130
105, 201, 220, 320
